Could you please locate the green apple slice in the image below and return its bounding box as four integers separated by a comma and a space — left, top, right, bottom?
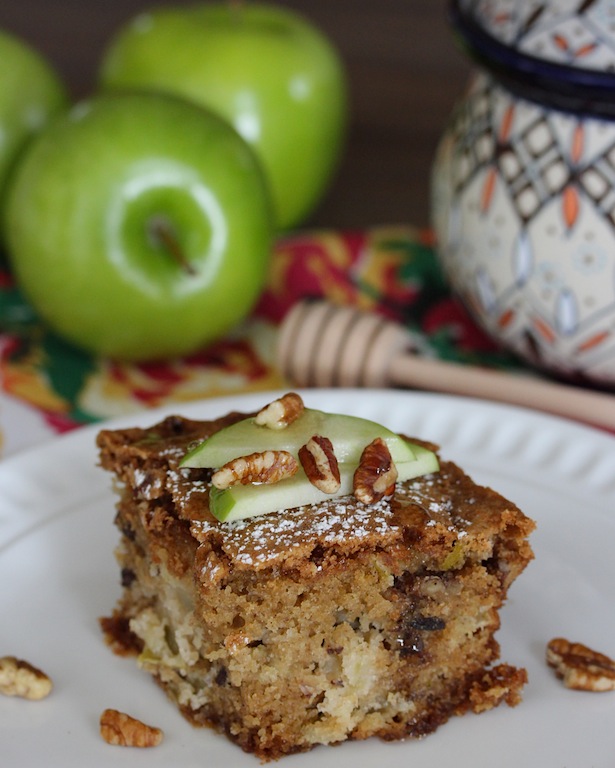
181, 408, 419, 469
209, 445, 439, 522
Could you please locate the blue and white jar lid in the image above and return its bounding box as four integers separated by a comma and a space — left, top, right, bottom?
451, 0, 615, 117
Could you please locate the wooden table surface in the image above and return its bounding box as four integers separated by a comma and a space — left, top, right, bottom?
2, 0, 471, 230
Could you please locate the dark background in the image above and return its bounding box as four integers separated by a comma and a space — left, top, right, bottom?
2, 1, 471, 230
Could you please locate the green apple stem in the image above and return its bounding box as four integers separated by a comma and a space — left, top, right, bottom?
149, 216, 196, 276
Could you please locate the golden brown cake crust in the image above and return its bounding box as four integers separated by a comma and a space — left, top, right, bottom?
98, 410, 535, 760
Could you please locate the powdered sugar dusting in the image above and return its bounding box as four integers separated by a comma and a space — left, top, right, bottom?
191, 495, 399, 568
398, 469, 471, 538
168, 463, 474, 572
168, 468, 208, 500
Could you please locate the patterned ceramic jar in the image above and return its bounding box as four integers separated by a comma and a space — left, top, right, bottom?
431, 0, 615, 387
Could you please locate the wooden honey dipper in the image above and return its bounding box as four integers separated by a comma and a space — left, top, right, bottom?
276, 300, 615, 430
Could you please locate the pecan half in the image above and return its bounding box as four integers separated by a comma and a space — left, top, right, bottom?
254, 392, 305, 430
353, 437, 398, 504
299, 435, 341, 494
212, 450, 298, 489
0, 656, 52, 700
546, 637, 615, 692
100, 709, 163, 747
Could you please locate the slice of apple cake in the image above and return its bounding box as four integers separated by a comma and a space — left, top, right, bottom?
97, 394, 535, 760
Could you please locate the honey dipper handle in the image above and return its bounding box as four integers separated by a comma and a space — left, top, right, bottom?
277, 300, 614, 429
389, 354, 615, 430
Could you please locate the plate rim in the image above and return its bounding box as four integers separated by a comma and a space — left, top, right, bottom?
2, 386, 614, 470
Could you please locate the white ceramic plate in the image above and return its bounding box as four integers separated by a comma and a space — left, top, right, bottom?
2, 389, 615, 767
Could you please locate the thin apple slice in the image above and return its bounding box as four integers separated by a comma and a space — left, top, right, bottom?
209, 445, 439, 522
181, 408, 419, 469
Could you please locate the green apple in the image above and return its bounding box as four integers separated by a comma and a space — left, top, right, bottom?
181, 406, 440, 522
3, 91, 273, 361
0, 29, 67, 209
209, 444, 439, 522
181, 407, 422, 468
98, 2, 347, 230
